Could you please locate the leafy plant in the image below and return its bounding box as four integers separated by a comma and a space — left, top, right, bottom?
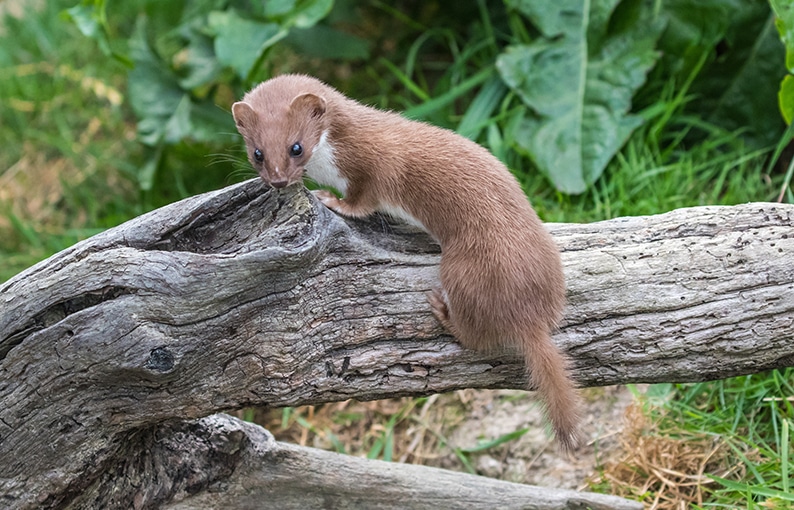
66, 0, 369, 191
682, 0, 785, 149
65, 0, 134, 67
765, 0, 794, 203
771, 0, 794, 124
381, 0, 785, 195
65, 0, 787, 196
496, 0, 665, 193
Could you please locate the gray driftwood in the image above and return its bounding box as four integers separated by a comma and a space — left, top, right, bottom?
1, 178, 792, 509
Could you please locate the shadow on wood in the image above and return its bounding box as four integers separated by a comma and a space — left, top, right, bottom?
1, 178, 792, 508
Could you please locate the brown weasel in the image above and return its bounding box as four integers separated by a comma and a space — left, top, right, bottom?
232, 74, 580, 450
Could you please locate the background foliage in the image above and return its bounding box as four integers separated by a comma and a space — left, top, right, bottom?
1, 0, 793, 508
65, 0, 790, 195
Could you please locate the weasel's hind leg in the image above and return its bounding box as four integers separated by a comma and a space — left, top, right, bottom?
427, 287, 460, 337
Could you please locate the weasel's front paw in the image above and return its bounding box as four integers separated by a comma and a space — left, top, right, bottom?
312, 189, 342, 209
311, 189, 371, 218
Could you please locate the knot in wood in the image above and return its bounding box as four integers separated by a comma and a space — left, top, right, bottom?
144, 346, 175, 373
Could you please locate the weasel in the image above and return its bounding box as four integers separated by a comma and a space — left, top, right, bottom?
232, 74, 580, 450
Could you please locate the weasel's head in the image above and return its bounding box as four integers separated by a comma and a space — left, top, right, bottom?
232, 92, 328, 189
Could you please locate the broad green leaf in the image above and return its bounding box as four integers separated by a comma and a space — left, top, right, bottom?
292, 0, 334, 28
596, 0, 639, 37
497, 40, 580, 119
159, 94, 234, 144
65, 4, 103, 41
704, 15, 785, 143
127, 15, 233, 160
507, 0, 586, 38
64, 1, 133, 67
498, 40, 589, 192
175, 26, 224, 90
262, 0, 333, 28
163, 95, 193, 144
771, 0, 794, 72
127, 21, 184, 145
497, 0, 663, 193
772, 0, 794, 125
651, 1, 783, 145
284, 25, 369, 59
694, 7, 785, 146
208, 10, 285, 79
264, 0, 297, 18
188, 100, 237, 142
136, 87, 234, 147
780, 75, 794, 124
654, 0, 736, 78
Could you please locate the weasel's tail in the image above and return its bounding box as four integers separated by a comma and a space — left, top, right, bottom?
521, 326, 581, 452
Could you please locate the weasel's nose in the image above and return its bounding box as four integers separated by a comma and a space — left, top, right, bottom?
271, 178, 289, 188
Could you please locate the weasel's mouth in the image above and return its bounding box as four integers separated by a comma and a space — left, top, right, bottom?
257, 171, 289, 189
261, 175, 302, 190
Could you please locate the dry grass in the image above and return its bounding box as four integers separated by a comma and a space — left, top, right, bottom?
1, 146, 85, 226
592, 403, 755, 509
0, 55, 134, 280
239, 393, 470, 465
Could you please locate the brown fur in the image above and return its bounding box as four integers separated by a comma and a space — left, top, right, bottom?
233, 74, 581, 451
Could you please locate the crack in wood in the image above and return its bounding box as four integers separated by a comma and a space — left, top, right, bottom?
0, 285, 134, 361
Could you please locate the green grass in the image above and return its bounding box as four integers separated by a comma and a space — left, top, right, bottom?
524, 131, 780, 224
0, 0, 141, 280
0, 1, 243, 281
647, 371, 794, 508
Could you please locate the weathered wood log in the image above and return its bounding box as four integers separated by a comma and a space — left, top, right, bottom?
61, 412, 636, 510
1, 178, 792, 508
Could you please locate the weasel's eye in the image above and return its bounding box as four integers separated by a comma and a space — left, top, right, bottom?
289, 143, 303, 157
253, 148, 264, 163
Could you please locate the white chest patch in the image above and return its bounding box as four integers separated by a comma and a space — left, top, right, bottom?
304, 131, 425, 232
305, 131, 348, 194
378, 202, 426, 231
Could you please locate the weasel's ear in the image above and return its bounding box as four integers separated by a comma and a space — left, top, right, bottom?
289, 93, 326, 120
231, 101, 257, 133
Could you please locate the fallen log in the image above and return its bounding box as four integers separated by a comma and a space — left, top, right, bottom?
1, 178, 792, 508
69, 413, 638, 510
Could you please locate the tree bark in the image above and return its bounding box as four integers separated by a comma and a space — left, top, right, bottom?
1, 178, 792, 508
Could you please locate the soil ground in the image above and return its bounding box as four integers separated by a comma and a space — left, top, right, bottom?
258, 385, 639, 491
